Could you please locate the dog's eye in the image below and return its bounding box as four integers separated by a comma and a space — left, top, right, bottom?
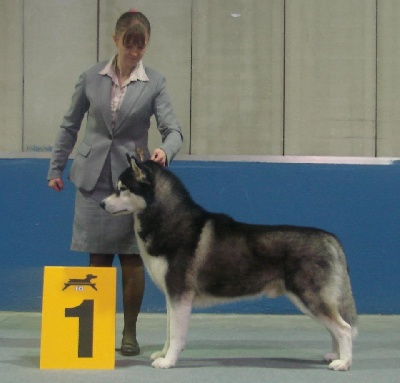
119, 185, 128, 192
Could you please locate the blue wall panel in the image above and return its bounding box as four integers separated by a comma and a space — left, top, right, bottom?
0, 158, 399, 314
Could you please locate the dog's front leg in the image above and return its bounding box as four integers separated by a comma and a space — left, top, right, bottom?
150, 297, 171, 361
151, 292, 194, 369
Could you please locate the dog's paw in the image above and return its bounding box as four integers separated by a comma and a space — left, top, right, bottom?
328, 359, 351, 371
150, 350, 166, 361
324, 352, 338, 362
151, 357, 175, 369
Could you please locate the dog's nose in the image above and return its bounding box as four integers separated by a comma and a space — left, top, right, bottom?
99, 201, 106, 209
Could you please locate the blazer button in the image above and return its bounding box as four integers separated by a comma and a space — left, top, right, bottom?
108, 134, 112, 140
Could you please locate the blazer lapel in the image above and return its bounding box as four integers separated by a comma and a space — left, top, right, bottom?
98, 75, 113, 133
114, 81, 147, 133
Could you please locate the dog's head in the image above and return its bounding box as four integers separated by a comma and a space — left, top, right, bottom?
100, 154, 154, 215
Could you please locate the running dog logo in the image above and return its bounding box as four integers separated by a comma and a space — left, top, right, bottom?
62, 274, 98, 291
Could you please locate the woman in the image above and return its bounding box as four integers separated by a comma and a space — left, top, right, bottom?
47, 10, 183, 356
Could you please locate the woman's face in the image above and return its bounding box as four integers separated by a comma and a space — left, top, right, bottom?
113, 26, 149, 70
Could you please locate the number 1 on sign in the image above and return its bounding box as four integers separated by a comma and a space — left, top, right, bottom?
65, 299, 94, 358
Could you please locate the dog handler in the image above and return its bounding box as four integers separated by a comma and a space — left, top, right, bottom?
47, 10, 183, 356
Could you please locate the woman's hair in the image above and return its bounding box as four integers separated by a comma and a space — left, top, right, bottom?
115, 10, 151, 38
122, 24, 147, 48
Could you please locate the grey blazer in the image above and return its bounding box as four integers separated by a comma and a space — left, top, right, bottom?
48, 61, 183, 193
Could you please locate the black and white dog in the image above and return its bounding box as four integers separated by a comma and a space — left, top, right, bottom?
101, 155, 357, 371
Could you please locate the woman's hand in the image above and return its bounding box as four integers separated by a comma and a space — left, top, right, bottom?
48, 178, 64, 192
150, 148, 167, 167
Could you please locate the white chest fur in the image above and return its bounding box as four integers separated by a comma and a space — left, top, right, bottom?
134, 218, 168, 293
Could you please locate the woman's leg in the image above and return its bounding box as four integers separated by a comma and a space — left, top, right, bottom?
89, 253, 114, 267
118, 253, 145, 356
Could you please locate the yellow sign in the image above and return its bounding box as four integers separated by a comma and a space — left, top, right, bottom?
40, 266, 116, 369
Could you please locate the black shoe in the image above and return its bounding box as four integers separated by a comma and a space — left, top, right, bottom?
120, 339, 140, 356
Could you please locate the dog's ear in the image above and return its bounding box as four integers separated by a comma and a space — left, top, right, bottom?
131, 155, 147, 182
125, 152, 147, 182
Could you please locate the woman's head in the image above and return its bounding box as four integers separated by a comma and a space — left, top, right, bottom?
115, 10, 151, 41
113, 10, 151, 70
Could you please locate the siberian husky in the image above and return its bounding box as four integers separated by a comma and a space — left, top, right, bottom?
101, 154, 357, 371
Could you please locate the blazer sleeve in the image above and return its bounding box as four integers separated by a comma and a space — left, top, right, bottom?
47, 72, 90, 180
153, 75, 183, 164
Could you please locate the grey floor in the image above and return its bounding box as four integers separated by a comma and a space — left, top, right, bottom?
1, 312, 399, 383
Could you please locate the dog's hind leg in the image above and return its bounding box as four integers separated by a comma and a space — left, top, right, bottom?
324, 332, 339, 363
151, 291, 194, 369
318, 314, 353, 371
287, 293, 353, 371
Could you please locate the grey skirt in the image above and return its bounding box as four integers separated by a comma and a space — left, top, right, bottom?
70, 154, 139, 254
